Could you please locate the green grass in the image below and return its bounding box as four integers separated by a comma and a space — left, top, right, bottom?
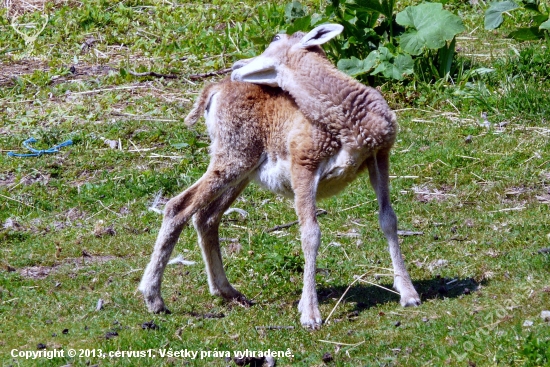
1, 1, 549, 366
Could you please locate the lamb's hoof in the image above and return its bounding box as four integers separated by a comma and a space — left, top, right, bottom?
154, 306, 172, 314
301, 317, 323, 330
144, 296, 171, 314
393, 279, 421, 307
400, 294, 421, 307
219, 288, 253, 308
232, 295, 254, 308
298, 301, 322, 329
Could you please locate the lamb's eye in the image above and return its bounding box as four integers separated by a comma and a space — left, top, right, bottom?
271, 35, 281, 42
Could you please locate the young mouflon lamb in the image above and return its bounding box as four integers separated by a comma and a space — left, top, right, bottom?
139, 24, 420, 328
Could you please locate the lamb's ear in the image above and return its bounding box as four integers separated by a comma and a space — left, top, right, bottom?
231, 57, 279, 87
298, 24, 344, 48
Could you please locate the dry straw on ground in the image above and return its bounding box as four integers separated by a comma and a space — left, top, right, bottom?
2, 0, 80, 16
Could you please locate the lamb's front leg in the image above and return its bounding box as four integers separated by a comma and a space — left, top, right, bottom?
292, 165, 322, 329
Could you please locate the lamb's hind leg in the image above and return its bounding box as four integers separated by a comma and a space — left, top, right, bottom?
367, 150, 421, 307
193, 178, 252, 306
139, 164, 253, 314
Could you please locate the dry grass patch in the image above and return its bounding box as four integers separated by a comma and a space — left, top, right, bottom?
2, 0, 81, 17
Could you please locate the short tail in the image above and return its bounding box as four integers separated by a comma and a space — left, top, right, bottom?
184, 83, 219, 127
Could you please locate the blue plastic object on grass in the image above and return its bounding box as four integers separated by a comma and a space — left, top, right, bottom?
7, 137, 73, 158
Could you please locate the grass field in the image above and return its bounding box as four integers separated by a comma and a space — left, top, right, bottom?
1, 0, 549, 366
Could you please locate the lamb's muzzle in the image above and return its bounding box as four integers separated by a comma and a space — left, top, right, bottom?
139, 24, 420, 329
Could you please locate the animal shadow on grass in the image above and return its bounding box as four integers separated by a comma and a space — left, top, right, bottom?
317, 277, 484, 315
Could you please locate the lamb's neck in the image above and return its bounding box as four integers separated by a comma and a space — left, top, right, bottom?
280, 53, 396, 148
283, 54, 382, 128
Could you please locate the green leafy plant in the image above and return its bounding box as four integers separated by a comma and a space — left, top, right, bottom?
338, 46, 414, 79
485, 0, 550, 41
280, 0, 465, 82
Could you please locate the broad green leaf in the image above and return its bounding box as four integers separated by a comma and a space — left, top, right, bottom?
285, 15, 311, 33
396, 3, 465, 56
533, 14, 548, 27
370, 47, 391, 76
484, 1, 519, 30
391, 53, 414, 79
310, 13, 327, 26
345, 15, 359, 25
337, 55, 377, 76
285, 1, 305, 22
541, 18, 550, 30
369, 47, 414, 80
508, 26, 544, 40
347, 0, 395, 18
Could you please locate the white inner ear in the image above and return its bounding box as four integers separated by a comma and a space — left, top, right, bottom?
299, 24, 344, 48
238, 68, 278, 87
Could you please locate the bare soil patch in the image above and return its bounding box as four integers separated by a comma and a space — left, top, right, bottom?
536, 185, 550, 204
503, 184, 550, 205
0, 172, 16, 187
0, 59, 49, 86
50, 64, 118, 85
51, 207, 89, 230
17, 255, 117, 279
0, 171, 51, 188
64, 207, 87, 222
0, 59, 118, 86
21, 171, 50, 185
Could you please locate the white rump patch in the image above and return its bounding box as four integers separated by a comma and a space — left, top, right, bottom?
204, 93, 220, 152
